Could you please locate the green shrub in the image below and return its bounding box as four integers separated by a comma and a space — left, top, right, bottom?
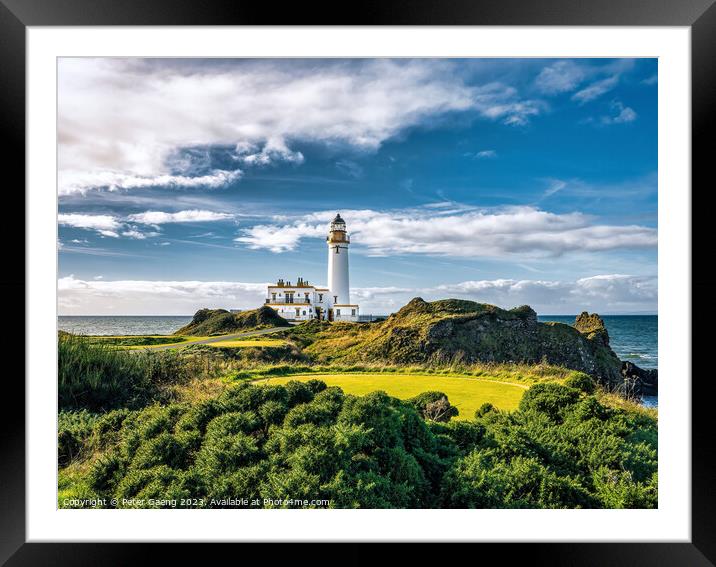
60, 380, 657, 510
408, 391, 459, 422
58, 410, 100, 466
518, 383, 581, 421
564, 373, 596, 394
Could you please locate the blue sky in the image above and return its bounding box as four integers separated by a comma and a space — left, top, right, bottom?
57, 58, 657, 315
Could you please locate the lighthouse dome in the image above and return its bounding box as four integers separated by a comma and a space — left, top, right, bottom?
330, 213, 346, 231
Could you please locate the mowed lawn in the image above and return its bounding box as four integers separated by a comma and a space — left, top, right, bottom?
209, 339, 286, 348
257, 373, 527, 419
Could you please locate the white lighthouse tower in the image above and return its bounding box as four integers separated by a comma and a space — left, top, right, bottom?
264, 213, 360, 323
327, 213, 359, 321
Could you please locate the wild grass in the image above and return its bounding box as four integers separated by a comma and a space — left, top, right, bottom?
86, 335, 190, 347
58, 334, 232, 411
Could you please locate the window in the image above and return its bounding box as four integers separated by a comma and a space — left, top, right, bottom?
336, 309, 341, 316
318, 294, 323, 301
333, 296, 338, 303
352, 309, 356, 316
295, 308, 300, 317
303, 311, 306, 316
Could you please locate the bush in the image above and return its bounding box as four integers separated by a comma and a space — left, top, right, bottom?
58, 410, 100, 466
564, 373, 596, 394
474, 402, 496, 418
61, 380, 657, 510
408, 391, 459, 422
518, 383, 581, 421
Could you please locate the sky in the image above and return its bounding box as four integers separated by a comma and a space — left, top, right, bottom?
57, 58, 658, 315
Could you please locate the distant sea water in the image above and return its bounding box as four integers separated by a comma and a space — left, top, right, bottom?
58, 316, 192, 336
58, 314, 658, 407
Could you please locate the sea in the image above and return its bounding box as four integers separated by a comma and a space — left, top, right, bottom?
58, 314, 658, 407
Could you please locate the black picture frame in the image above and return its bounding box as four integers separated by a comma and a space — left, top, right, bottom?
2, 0, 713, 563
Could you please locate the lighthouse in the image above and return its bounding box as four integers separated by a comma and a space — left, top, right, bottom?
327, 213, 351, 305
264, 213, 359, 322
326, 214, 359, 321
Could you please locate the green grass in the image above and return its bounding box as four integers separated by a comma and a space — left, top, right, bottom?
87, 335, 190, 347
256, 372, 527, 418
207, 338, 287, 348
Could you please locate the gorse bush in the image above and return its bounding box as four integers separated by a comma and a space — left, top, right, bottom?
60, 381, 657, 509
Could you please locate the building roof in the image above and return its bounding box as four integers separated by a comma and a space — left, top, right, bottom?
332, 213, 344, 224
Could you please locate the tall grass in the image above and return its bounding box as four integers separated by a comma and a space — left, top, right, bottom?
58, 335, 225, 411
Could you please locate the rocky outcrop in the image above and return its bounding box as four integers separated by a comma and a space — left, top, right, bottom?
304, 298, 656, 395
621, 361, 658, 396
175, 306, 289, 336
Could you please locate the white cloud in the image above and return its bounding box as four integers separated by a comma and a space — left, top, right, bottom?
58, 274, 657, 315
121, 230, 149, 240
58, 213, 122, 238
601, 101, 637, 125
474, 150, 497, 159
58, 275, 268, 315
59, 169, 243, 196
534, 61, 586, 94
127, 209, 233, 225
59, 209, 233, 240
58, 58, 544, 194
233, 137, 304, 167
235, 222, 326, 253
235, 207, 657, 258
572, 75, 619, 104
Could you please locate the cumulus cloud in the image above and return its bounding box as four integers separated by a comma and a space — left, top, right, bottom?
572, 75, 619, 104
58, 58, 544, 195
235, 207, 657, 257
534, 61, 586, 94
58, 273, 657, 315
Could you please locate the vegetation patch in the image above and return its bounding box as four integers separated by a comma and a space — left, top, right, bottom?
175, 306, 289, 336
207, 339, 287, 348
283, 298, 625, 391
58, 380, 657, 509
256, 373, 527, 417
86, 336, 190, 347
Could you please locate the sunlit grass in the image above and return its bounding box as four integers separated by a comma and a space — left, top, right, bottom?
207, 338, 287, 348
256, 373, 527, 419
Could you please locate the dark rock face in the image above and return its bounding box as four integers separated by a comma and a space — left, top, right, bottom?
621, 361, 658, 396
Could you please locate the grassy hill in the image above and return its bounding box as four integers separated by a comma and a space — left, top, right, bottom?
175, 306, 290, 336
292, 298, 624, 389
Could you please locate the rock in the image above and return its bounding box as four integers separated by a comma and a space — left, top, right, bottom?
175, 305, 290, 336
621, 361, 658, 396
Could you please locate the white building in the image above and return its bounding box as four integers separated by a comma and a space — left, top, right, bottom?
265, 214, 360, 322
